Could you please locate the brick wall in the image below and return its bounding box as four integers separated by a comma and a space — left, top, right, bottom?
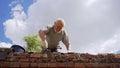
0, 48, 120, 68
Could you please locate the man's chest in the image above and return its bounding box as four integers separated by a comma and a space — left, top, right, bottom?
46, 30, 63, 41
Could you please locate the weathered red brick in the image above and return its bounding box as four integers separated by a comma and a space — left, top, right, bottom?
20, 62, 29, 67
30, 53, 43, 57
0, 62, 10, 67
92, 63, 106, 68
10, 62, 20, 67
1, 52, 120, 68
14, 53, 30, 57
75, 63, 86, 68
57, 63, 67, 67
114, 54, 120, 58
67, 62, 75, 68
30, 62, 38, 67
6, 57, 19, 62
38, 63, 48, 67
48, 63, 57, 67
19, 57, 29, 62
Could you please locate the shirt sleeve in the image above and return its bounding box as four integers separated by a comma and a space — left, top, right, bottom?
62, 30, 70, 46
43, 25, 51, 34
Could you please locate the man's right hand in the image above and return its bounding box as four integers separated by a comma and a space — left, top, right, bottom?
39, 30, 46, 41
42, 40, 48, 49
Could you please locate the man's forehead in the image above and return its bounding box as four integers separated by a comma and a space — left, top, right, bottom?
56, 21, 64, 26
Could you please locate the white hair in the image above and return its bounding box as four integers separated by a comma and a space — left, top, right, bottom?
55, 18, 65, 26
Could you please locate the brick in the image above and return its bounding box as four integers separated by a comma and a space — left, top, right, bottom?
84, 63, 92, 68
92, 63, 120, 68
20, 62, 29, 67
67, 53, 76, 59
75, 63, 93, 68
1, 52, 120, 68
73, 59, 79, 62
41, 58, 50, 63
114, 54, 120, 58
110, 63, 119, 68
67, 62, 75, 68
92, 63, 106, 68
6, 57, 19, 62
0, 62, 10, 67
30, 53, 43, 57
10, 62, 20, 67
36, 58, 44, 62
30, 62, 38, 67
29, 57, 42, 63
50, 59, 56, 62
19, 57, 29, 62
38, 63, 48, 67
14, 53, 30, 57
57, 63, 67, 67
105, 63, 116, 68
48, 63, 57, 67
114, 63, 120, 68
75, 63, 86, 68
42, 54, 48, 58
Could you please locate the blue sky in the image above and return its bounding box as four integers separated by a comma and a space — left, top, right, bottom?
0, 0, 120, 54
0, 0, 33, 43
0, 0, 11, 43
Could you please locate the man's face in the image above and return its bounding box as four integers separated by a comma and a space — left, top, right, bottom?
54, 21, 63, 32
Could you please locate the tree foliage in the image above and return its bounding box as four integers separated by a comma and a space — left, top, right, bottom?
24, 34, 42, 52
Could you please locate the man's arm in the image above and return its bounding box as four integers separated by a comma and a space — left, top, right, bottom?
39, 25, 51, 40
66, 43, 71, 52
39, 30, 48, 49
62, 31, 71, 52
39, 30, 46, 41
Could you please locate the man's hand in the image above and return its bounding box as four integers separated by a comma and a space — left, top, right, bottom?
42, 40, 48, 49
66, 44, 71, 53
67, 50, 71, 53
39, 30, 46, 41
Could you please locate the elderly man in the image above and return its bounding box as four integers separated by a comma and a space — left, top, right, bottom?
39, 18, 71, 53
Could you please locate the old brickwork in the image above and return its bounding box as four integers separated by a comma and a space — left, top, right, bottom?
0, 48, 120, 68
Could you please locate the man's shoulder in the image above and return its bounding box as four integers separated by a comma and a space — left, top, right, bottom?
46, 25, 53, 29
62, 29, 68, 35
43, 25, 53, 30
62, 28, 66, 32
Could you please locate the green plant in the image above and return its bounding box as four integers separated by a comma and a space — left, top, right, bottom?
24, 34, 42, 52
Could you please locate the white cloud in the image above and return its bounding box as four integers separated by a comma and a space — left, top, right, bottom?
100, 32, 120, 53
3, 4, 27, 49
12, 4, 23, 12
12, 4, 26, 20
26, 0, 120, 53
3, 0, 120, 53
85, 0, 99, 7
0, 42, 12, 48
